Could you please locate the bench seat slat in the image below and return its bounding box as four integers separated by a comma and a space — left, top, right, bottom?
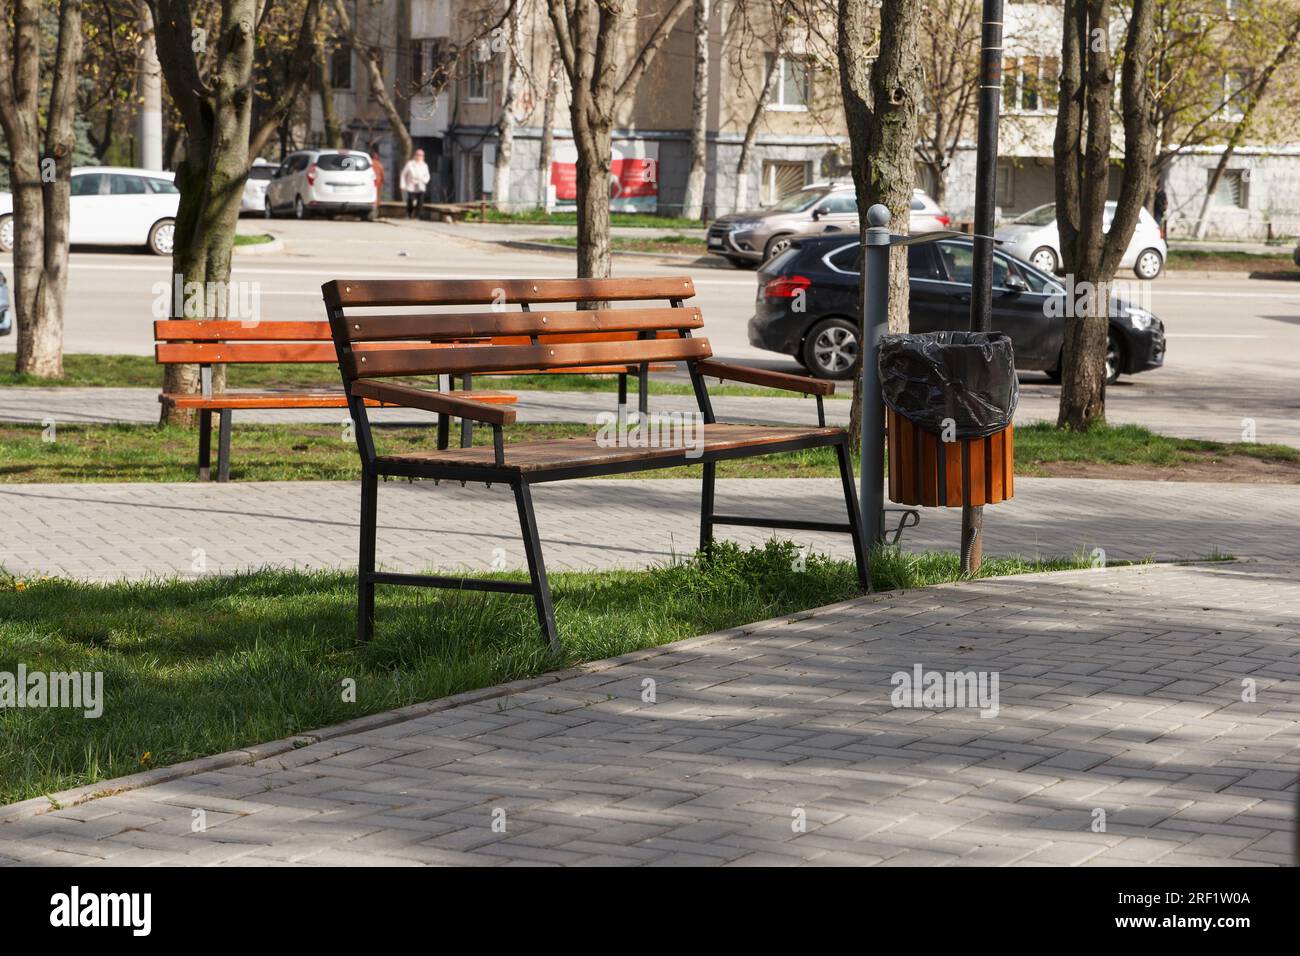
324, 276, 696, 308
159, 390, 518, 410
376, 423, 843, 473
345, 337, 711, 378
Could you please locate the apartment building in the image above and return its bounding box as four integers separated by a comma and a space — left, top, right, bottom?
311, 0, 1300, 237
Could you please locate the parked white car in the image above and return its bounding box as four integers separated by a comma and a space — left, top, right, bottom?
0, 269, 12, 337
0, 190, 14, 253
0, 167, 178, 256
264, 149, 377, 220
995, 201, 1167, 279
241, 159, 276, 214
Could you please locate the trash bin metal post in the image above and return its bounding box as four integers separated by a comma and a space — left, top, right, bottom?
963, 0, 1004, 574
860, 204, 892, 553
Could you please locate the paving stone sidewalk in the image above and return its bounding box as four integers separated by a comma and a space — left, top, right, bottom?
6, 384, 1299, 447
2, 560, 1296, 866
3, 476, 1299, 581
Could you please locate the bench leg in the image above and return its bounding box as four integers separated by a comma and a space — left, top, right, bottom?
699, 461, 716, 555
835, 440, 871, 592
216, 409, 232, 483
197, 410, 213, 481
637, 363, 649, 417
618, 372, 628, 410
436, 413, 449, 450
513, 480, 559, 650
357, 470, 378, 642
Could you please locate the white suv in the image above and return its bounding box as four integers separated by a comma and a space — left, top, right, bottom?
264, 149, 377, 220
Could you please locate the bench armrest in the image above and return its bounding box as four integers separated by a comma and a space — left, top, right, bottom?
350, 379, 517, 425
695, 360, 836, 397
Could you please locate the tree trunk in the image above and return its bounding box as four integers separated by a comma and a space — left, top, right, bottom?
735, 51, 781, 212
537, 55, 559, 209
838, 0, 921, 450
317, 39, 344, 149
682, 0, 710, 220
548, 0, 692, 279
0, 0, 84, 379
1054, 0, 1155, 431
493, 9, 524, 209
149, 0, 259, 422
331, 0, 413, 176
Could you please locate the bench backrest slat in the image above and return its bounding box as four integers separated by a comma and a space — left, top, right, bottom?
154, 320, 333, 341
322, 275, 709, 382
342, 306, 702, 341
343, 337, 710, 379
323, 276, 695, 308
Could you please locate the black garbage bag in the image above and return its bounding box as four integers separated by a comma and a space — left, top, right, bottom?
878, 331, 1018, 439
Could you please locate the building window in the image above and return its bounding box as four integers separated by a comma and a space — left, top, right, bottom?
329, 43, 352, 90
1002, 56, 1059, 113
1221, 69, 1252, 121
759, 160, 811, 204
465, 57, 489, 103
1210, 168, 1249, 208
764, 55, 810, 110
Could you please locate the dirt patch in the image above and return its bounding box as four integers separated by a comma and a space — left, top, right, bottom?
1024, 452, 1300, 483
1166, 253, 1296, 275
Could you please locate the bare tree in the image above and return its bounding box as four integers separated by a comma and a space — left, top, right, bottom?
493, 4, 527, 207
837, 0, 922, 447
547, 0, 693, 278
147, 0, 320, 423
329, 0, 413, 174
734, 37, 784, 212
682, 0, 711, 220
914, 0, 981, 207
1054, 0, 1157, 430
1191, 12, 1300, 238
537, 50, 561, 207
0, 0, 84, 378
316, 34, 346, 150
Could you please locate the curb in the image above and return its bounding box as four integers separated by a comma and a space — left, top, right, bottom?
0, 559, 1189, 824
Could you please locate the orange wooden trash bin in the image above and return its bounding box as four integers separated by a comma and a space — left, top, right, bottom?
886, 409, 1013, 507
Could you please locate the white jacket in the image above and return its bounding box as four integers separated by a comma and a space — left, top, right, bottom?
400, 160, 431, 193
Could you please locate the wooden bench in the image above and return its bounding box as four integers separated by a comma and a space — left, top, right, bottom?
153, 320, 662, 482
322, 275, 870, 648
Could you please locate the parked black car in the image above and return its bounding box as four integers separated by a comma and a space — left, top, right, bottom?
748, 235, 1167, 381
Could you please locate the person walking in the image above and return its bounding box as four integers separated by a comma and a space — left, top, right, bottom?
400, 149, 431, 220
369, 146, 385, 216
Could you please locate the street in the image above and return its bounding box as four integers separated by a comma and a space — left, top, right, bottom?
4, 215, 1300, 445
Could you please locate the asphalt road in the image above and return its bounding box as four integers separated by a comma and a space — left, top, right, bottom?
3, 216, 1300, 444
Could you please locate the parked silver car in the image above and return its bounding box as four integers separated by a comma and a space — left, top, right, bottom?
706, 185, 949, 268
995, 201, 1168, 279
264, 149, 377, 220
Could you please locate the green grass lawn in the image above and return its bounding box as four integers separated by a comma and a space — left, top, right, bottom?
1166, 248, 1297, 273
0, 541, 1100, 805
0, 354, 843, 400
472, 208, 705, 229
0, 419, 1292, 484
233, 233, 274, 246
540, 235, 708, 255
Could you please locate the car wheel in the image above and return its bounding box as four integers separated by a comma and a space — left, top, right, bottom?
1029, 246, 1059, 274
147, 219, 175, 257
764, 234, 794, 262
0, 214, 13, 253
364, 205, 378, 222
294, 196, 307, 220
1133, 248, 1163, 280
1044, 366, 1062, 384
802, 318, 859, 380
263, 197, 274, 219
1105, 332, 1124, 385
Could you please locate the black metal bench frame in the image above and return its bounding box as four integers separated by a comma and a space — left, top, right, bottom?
324, 285, 870, 649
